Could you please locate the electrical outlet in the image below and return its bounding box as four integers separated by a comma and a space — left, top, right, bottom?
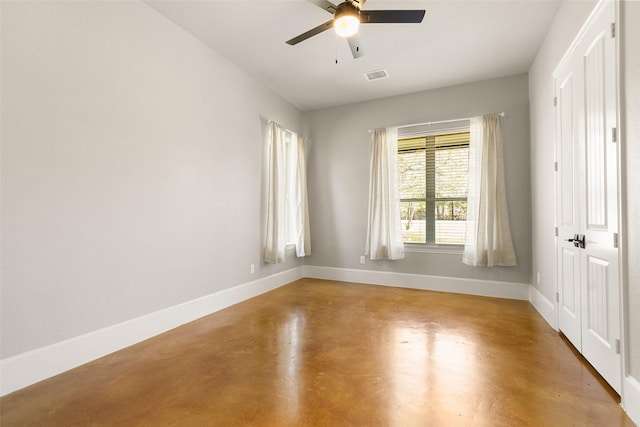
250, 264, 255, 274
360, 256, 366, 265
537, 272, 540, 285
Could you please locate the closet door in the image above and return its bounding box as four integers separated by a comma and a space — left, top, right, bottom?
555, 0, 621, 394
556, 51, 583, 352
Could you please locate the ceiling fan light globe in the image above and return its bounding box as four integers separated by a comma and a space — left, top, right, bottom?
334, 15, 359, 37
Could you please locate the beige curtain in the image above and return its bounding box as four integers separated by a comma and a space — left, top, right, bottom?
365, 127, 405, 260
264, 122, 310, 264
288, 135, 311, 257
264, 121, 287, 264
463, 114, 516, 267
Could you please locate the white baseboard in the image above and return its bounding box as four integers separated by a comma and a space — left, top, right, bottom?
623, 375, 640, 426
528, 285, 557, 330
0, 267, 303, 397
302, 265, 529, 300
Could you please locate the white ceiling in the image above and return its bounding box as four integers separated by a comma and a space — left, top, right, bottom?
145, 0, 561, 111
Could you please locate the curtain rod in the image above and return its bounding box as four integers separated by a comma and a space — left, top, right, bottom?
368, 112, 506, 133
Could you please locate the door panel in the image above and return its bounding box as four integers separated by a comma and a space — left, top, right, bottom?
584, 32, 608, 229
559, 247, 581, 348
559, 74, 577, 229
586, 255, 609, 341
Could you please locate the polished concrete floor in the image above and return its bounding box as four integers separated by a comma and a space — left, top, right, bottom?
1, 278, 635, 426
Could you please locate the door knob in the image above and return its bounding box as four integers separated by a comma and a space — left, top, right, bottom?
565, 234, 586, 248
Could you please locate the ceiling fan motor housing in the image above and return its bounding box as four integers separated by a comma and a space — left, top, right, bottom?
335, 2, 360, 21
334, 2, 360, 37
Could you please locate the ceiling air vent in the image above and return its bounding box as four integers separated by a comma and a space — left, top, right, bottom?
364, 69, 389, 81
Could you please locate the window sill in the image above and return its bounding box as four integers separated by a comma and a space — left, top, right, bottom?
403, 244, 464, 255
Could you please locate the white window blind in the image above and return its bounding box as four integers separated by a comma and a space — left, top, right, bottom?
398, 130, 470, 245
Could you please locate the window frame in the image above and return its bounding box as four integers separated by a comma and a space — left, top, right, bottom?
397, 122, 470, 249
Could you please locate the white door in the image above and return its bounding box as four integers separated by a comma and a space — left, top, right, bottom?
555, 0, 621, 394
556, 50, 584, 352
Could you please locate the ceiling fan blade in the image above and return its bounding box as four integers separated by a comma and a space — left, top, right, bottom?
346, 34, 364, 59
286, 20, 334, 45
307, 0, 338, 14
360, 10, 426, 24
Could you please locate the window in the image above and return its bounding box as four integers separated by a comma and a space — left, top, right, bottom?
398, 127, 470, 246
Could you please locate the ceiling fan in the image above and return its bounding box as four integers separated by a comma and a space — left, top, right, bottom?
286, 0, 426, 59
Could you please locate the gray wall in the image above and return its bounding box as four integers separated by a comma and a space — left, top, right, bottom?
304, 74, 531, 285
621, 0, 640, 379
0, 1, 303, 358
